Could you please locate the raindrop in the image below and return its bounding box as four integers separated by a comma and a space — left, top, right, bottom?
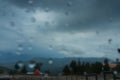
31, 17, 36, 23
60, 49, 69, 54
29, 60, 36, 68
109, 17, 113, 22
48, 58, 53, 64
48, 45, 53, 50
44, 8, 49, 12
113, 71, 118, 75
45, 21, 50, 26
67, 1, 72, 7
17, 44, 23, 51
18, 61, 24, 68
108, 38, 112, 44
37, 25, 41, 28
28, 46, 33, 51
96, 31, 100, 35
117, 48, 120, 53
28, 0, 34, 4
29, 64, 35, 68
84, 72, 87, 75
51, 21, 56, 25
65, 23, 69, 27
29, 37, 33, 43
70, 31, 75, 35
2, 11, 6, 16
16, 51, 21, 55
11, 12, 15, 17
10, 21, 15, 27
65, 11, 71, 16
25, 9, 31, 13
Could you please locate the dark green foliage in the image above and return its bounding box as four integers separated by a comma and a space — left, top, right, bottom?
21, 65, 27, 74
76, 61, 82, 74
80, 62, 85, 74
0, 68, 3, 74
70, 60, 77, 74
92, 62, 102, 74
113, 58, 120, 73
45, 69, 50, 74
62, 60, 103, 75
103, 58, 110, 71
14, 63, 19, 71
63, 65, 71, 75
85, 62, 91, 73
34, 62, 42, 70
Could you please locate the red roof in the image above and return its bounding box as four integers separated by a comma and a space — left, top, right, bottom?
103, 63, 117, 68
33, 69, 41, 75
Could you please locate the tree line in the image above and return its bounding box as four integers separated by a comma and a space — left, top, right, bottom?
62, 58, 120, 75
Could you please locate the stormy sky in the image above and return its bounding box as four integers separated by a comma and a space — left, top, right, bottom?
0, 0, 120, 60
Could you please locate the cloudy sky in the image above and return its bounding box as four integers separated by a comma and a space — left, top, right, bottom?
0, 0, 120, 60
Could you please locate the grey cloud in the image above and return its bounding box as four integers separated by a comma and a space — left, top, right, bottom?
6, 0, 120, 32
0, 0, 120, 59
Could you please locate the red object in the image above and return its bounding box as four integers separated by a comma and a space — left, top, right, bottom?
33, 69, 41, 75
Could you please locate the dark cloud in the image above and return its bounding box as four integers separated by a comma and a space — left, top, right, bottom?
1, 0, 120, 59
7, 0, 120, 29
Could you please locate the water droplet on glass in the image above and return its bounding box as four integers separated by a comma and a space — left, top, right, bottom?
60, 49, 68, 54
108, 38, 112, 44
10, 21, 15, 27
44, 8, 49, 12
70, 31, 75, 35
31, 17, 36, 23
29, 60, 36, 68
29, 37, 33, 43
48, 45, 53, 50
117, 48, 120, 53
48, 58, 53, 64
109, 17, 112, 21
17, 44, 23, 51
16, 51, 21, 55
28, 46, 33, 51
2, 11, 6, 16
11, 12, 15, 17
114, 71, 118, 75
65, 23, 69, 27
18, 61, 24, 68
28, 0, 34, 4
51, 21, 56, 25
45, 21, 50, 26
67, 1, 72, 7
65, 11, 70, 16
96, 31, 100, 35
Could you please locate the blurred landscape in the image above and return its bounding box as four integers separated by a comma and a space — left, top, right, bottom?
0, 57, 113, 75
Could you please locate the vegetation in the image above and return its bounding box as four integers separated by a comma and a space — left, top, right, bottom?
103, 58, 110, 71
63, 60, 103, 75
14, 61, 42, 74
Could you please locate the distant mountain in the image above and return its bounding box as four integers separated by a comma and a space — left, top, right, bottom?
0, 50, 64, 63
0, 51, 33, 62
0, 57, 113, 75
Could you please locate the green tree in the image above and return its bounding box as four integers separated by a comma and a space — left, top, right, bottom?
103, 58, 110, 71
70, 60, 77, 74
85, 62, 91, 73
76, 60, 82, 74
21, 65, 27, 74
81, 62, 85, 74
63, 65, 71, 75
92, 62, 102, 74
34, 62, 43, 70
114, 58, 120, 73
14, 63, 19, 71
0, 68, 4, 74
